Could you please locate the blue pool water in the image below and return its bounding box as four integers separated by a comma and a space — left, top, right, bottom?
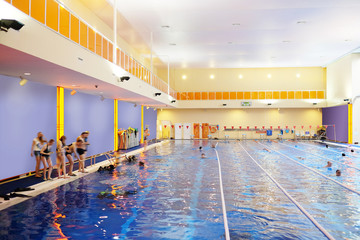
0, 140, 360, 239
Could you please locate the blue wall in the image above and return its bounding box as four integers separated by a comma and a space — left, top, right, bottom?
144, 107, 157, 140
64, 89, 114, 156
118, 101, 142, 132
322, 105, 348, 142
0, 75, 56, 180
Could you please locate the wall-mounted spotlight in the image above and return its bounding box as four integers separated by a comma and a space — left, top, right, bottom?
19, 76, 28, 86
146, 106, 149, 109
223, 103, 227, 106
171, 100, 176, 103
313, 102, 317, 105
154, 93, 162, 96
119, 76, 130, 82
0, 19, 24, 32
344, 98, 350, 102
267, 103, 272, 106
71, 90, 77, 95
100, 95, 105, 101
134, 103, 137, 107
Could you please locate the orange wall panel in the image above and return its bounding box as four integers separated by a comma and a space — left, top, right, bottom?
5, 0, 11, 3
251, 92, 258, 99
202, 92, 208, 100
46, 0, 59, 32
266, 92, 272, 99
120, 51, 125, 69
230, 92, 236, 100
223, 92, 230, 100
244, 92, 251, 99
116, 48, 120, 65
302, 91, 310, 99
88, 28, 95, 52
209, 92, 215, 100
59, 7, 70, 38
317, 91, 325, 99
180, 92, 187, 100
188, 92, 194, 100
13, 0, 30, 15
280, 91, 287, 99
79, 21, 87, 48
195, 92, 201, 100
273, 91, 280, 99
108, 43, 113, 62
216, 92, 222, 100
295, 91, 302, 99
70, 15, 79, 43
237, 92, 243, 99
95, 33, 102, 56
310, 91, 317, 99
31, 0, 45, 24
177, 92, 180, 100
288, 91, 295, 99
258, 91, 265, 99
103, 38, 108, 60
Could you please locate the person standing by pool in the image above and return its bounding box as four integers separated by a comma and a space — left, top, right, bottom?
75, 138, 87, 173
144, 127, 150, 150
56, 136, 69, 179
31, 132, 46, 177
65, 142, 79, 176
40, 139, 55, 180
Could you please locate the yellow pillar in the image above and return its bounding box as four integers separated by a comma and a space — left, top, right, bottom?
56, 87, 64, 140
348, 103, 353, 144
140, 105, 144, 144
114, 99, 118, 151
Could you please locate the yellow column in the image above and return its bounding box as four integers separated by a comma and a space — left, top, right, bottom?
140, 105, 144, 144
56, 87, 64, 140
348, 103, 353, 144
114, 99, 118, 151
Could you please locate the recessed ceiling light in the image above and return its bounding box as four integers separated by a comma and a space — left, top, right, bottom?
267, 74, 272, 79
161, 25, 170, 28
169, 43, 176, 46
297, 21, 307, 24
296, 73, 301, 78
182, 75, 187, 80
345, 39, 352, 42
271, 56, 276, 59
228, 42, 233, 44
238, 74, 243, 79
232, 23, 241, 26
71, 84, 79, 87
24, 72, 31, 76
210, 75, 215, 79
282, 40, 291, 43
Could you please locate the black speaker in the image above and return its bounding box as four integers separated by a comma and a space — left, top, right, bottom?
0, 19, 24, 32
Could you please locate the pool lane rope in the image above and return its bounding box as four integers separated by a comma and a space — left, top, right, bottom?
258, 141, 360, 196
279, 141, 360, 172
238, 143, 335, 240
214, 144, 230, 240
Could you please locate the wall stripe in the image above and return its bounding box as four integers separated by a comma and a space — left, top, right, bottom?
140, 105, 144, 144
56, 86, 64, 140
348, 103, 353, 144
114, 99, 118, 151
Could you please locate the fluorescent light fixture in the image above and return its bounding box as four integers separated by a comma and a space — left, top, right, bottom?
210, 75, 215, 79
238, 74, 243, 79
70, 90, 77, 95
182, 75, 187, 80
24, 72, 31, 76
19, 77, 28, 86
267, 74, 272, 79
296, 73, 301, 78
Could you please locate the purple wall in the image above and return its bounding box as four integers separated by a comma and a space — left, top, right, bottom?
0, 75, 56, 180
64, 89, 114, 156
322, 105, 348, 142
144, 107, 157, 140
118, 101, 142, 132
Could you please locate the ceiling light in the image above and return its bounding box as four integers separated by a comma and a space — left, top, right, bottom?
228, 42, 233, 44
282, 40, 291, 43
70, 90, 77, 95
0, 19, 24, 32
296, 73, 301, 78
345, 39, 352, 42
161, 25, 170, 28
24, 72, 31, 76
182, 75, 187, 80
169, 43, 176, 46
146, 106, 149, 109
210, 75, 215, 79
297, 21, 307, 24
19, 77, 28, 86
238, 74, 243, 79
232, 23, 241, 26
153, 108, 156, 111
267, 74, 272, 79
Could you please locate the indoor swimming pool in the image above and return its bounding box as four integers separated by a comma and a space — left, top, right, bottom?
0, 140, 359, 239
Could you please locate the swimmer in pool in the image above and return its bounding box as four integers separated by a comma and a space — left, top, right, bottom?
201, 153, 206, 158
324, 161, 332, 168
263, 148, 271, 152
211, 143, 216, 148
336, 170, 341, 176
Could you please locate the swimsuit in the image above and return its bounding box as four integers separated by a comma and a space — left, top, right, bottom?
77, 148, 86, 156
41, 144, 51, 159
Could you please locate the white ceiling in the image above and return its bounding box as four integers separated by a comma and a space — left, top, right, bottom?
81, 0, 360, 68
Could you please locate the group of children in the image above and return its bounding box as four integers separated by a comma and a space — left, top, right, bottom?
31, 131, 90, 180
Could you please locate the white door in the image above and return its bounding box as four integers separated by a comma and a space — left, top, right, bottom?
175, 123, 183, 139
183, 123, 192, 139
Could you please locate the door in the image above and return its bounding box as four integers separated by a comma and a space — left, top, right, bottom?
193, 123, 200, 139
183, 123, 192, 139
202, 123, 209, 139
175, 123, 183, 139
